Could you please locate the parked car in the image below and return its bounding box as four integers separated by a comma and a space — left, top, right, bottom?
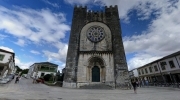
0, 74, 16, 84
3, 77, 11, 82
7, 74, 15, 80
0, 79, 8, 84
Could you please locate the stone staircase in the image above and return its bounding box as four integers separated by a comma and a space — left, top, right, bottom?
79, 83, 113, 89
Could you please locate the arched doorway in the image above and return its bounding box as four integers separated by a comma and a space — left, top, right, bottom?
87, 56, 106, 83
92, 66, 100, 82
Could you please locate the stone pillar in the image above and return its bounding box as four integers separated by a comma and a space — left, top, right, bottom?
87, 66, 91, 82
1, 66, 8, 77
101, 66, 106, 83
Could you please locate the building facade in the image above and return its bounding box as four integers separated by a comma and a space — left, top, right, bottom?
129, 68, 139, 82
63, 5, 129, 88
27, 62, 58, 78
0, 49, 16, 79
137, 51, 180, 86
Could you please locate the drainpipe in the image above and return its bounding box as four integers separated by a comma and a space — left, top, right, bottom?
156, 62, 166, 85
175, 56, 180, 68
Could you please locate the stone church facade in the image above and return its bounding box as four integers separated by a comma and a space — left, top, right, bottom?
63, 5, 129, 88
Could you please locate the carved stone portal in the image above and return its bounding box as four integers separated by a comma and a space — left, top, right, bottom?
87, 56, 106, 83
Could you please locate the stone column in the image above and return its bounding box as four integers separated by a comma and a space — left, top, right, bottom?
1, 66, 8, 77
102, 66, 106, 83
87, 66, 91, 82
101, 66, 105, 83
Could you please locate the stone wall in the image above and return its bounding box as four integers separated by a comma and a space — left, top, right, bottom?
63, 5, 129, 88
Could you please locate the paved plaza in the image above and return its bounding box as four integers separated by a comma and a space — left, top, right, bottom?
0, 77, 180, 100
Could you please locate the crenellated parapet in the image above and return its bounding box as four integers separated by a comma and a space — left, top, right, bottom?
73, 5, 119, 23
86, 10, 105, 23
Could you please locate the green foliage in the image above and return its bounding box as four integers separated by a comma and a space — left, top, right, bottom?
15, 65, 22, 73
49, 76, 53, 81
22, 69, 29, 74
43, 74, 52, 81
57, 73, 64, 81
20, 69, 29, 76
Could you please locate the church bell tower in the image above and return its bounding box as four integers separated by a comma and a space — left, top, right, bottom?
63, 5, 129, 88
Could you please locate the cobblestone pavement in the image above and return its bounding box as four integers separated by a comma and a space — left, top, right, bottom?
0, 78, 180, 100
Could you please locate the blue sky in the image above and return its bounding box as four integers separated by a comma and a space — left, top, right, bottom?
0, 0, 180, 71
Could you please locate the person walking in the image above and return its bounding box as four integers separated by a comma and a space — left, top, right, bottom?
132, 80, 137, 94
33, 76, 37, 84
145, 80, 149, 87
15, 76, 19, 84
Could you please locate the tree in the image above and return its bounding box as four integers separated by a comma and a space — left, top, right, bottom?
15, 65, 22, 73
21, 69, 29, 75
43, 74, 52, 81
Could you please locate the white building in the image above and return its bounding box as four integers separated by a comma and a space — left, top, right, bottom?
27, 62, 58, 78
137, 51, 180, 85
0, 49, 16, 79
129, 68, 139, 81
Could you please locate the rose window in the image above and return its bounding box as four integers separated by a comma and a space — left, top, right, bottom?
87, 26, 105, 42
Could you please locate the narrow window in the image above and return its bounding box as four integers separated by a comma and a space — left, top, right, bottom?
138, 71, 141, 75
149, 67, 152, 73
0, 54, 5, 61
154, 65, 158, 71
169, 61, 175, 68
160, 62, 166, 70
142, 69, 144, 74
145, 68, 148, 73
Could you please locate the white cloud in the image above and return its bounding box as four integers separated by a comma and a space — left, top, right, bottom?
43, 43, 68, 63
64, 0, 91, 5
0, 6, 70, 68
0, 34, 7, 40
0, 6, 70, 45
43, 0, 60, 8
15, 56, 33, 69
64, 0, 143, 20
63, 0, 173, 22
0, 46, 14, 52
124, 1, 180, 70
30, 50, 40, 55
127, 53, 162, 70
14, 39, 26, 46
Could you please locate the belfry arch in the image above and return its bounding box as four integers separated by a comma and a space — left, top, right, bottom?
87, 56, 106, 83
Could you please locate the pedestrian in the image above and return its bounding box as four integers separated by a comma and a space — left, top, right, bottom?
139, 80, 142, 87
136, 81, 139, 87
132, 80, 137, 94
12, 75, 15, 80
141, 80, 144, 87
33, 76, 37, 84
145, 80, 149, 87
15, 76, 19, 84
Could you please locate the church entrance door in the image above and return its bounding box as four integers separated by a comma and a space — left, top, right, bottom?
92, 66, 100, 82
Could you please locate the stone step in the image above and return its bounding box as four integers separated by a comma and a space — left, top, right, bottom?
80, 84, 113, 89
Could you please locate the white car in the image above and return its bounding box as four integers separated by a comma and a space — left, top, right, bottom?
0, 79, 8, 84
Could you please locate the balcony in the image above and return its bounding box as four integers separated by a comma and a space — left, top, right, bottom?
38, 69, 56, 72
